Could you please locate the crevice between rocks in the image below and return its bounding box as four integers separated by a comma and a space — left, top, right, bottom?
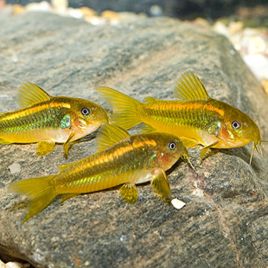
0, 245, 35, 267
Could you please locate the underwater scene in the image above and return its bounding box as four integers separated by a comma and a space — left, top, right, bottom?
0, 0, 268, 267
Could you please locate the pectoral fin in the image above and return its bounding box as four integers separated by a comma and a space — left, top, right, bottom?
119, 183, 138, 204
37, 141, 55, 156
200, 141, 218, 160
63, 133, 75, 159
151, 169, 171, 203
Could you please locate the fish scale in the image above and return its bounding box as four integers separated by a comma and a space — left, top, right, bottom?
56, 137, 156, 191
0, 106, 66, 132
144, 101, 220, 130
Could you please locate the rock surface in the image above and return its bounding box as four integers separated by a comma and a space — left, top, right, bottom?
0, 12, 268, 268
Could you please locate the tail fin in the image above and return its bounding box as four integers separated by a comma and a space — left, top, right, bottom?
8, 175, 56, 222
97, 87, 143, 130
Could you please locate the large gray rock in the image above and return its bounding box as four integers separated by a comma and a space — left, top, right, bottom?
0, 12, 267, 268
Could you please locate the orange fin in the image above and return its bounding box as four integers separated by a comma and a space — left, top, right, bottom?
96, 124, 130, 152
175, 72, 209, 101
18, 82, 51, 108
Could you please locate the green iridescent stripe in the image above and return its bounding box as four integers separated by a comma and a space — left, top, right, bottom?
145, 105, 220, 131
0, 108, 67, 133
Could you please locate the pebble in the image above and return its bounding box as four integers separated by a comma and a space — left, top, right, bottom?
171, 198, 186, 210
0, 260, 24, 268
213, 21, 268, 81
8, 163, 21, 174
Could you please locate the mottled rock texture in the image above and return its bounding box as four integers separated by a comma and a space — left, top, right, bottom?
0, 12, 268, 268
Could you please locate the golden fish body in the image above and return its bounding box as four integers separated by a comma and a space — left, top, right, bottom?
98, 72, 261, 158
141, 98, 260, 149
0, 83, 108, 157
9, 124, 187, 221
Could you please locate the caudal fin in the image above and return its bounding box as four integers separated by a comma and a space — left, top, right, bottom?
8, 175, 56, 222
97, 87, 143, 130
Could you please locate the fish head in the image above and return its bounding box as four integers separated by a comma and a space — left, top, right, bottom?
150, 133, 188, 170
220, 104, 261, 149
69, 98, 108, 134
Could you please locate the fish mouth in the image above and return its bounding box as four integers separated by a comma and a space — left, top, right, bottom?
217, 137, 249, 148
84, 124, 101, 135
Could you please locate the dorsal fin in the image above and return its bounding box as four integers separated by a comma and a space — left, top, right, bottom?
96, 124, 130, 152
18, 82, 51, 108
174, 72, 209, 101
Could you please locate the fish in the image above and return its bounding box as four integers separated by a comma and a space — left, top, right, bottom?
0, 82, 108, 158
97, 72, 261, 161
8, 124, 188, 221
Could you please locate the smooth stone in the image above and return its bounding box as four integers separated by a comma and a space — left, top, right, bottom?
0, 12, 267, 268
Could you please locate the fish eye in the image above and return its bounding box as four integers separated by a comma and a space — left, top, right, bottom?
168, 142, 176, 150
232, 121, 241, 130
81, 107, 91, 116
